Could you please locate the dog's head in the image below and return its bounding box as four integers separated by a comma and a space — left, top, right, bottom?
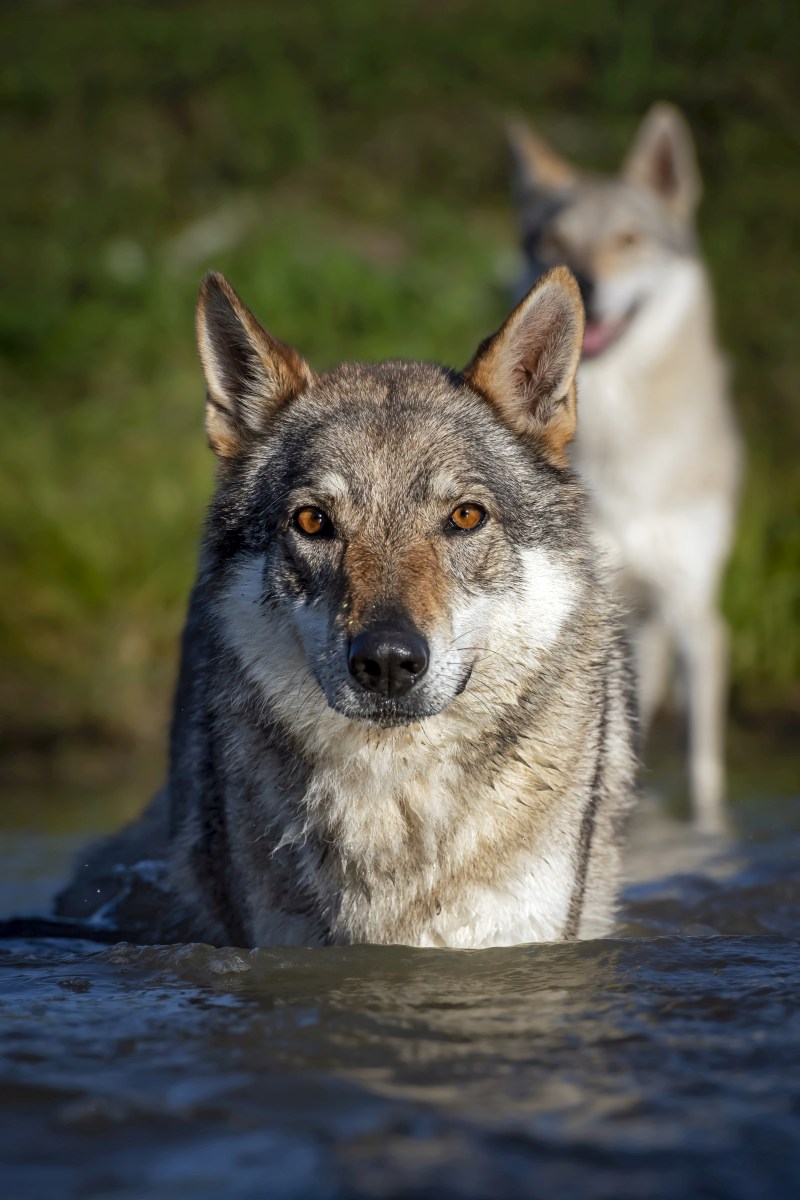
196, 267, 586, 731
508, 104, 701, 358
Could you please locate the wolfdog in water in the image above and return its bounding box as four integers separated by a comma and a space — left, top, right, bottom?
57, 266, 637, 947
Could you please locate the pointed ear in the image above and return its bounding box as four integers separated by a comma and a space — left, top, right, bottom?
195, 271, 314, 459
507, 117, 577, 193
622, 103, 701, 219
463, 267, 584, 466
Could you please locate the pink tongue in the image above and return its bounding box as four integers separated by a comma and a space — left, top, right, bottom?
582, 320, 619, 358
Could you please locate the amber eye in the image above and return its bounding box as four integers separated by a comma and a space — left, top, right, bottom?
294, 507, 333, 538
449, 503, 487, 532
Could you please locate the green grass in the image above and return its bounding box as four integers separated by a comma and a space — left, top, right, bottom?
1, 0, 798, 772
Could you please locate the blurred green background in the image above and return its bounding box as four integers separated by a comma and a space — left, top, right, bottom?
1, 0, 798, 810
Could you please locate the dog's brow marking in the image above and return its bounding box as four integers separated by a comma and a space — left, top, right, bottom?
309, 471, 349, 500
428, 473, 462, 500
428, 473, 490, 501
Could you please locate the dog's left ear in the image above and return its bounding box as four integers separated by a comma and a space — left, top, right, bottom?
463, 267, 584, 466
622, 103, 701, 219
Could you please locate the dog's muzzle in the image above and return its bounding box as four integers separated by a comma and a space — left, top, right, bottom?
348, 623, 429, 698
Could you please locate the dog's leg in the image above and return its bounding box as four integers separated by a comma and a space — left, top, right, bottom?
675, 607, 729, 831
634, 612, 672, 734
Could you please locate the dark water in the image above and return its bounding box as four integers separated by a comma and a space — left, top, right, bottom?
1, 782, 799, 1199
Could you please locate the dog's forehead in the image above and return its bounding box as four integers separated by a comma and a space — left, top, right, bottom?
553, 178, 685, 246
555, 179, 648, 230
275, 361, 521, 498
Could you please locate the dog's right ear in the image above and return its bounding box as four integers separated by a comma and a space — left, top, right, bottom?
196, 272, 314, 459
507, 118, 577, 193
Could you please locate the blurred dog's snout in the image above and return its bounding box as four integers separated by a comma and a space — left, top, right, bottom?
348, 624, 429, 698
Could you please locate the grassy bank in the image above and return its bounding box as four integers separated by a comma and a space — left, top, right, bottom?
1, 0, 798, 775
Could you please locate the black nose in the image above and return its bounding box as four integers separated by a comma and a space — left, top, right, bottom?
348, 624, 429, 698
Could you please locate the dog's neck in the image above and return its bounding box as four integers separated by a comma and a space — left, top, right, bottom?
583, 256, 715, 379
246, 658, 516, 874
259, 674, 590, 946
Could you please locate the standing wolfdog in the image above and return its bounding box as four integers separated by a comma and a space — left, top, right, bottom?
508, 104, 741, 829
57, 267, 637, 948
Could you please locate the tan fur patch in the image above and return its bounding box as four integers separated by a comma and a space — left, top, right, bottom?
394, 538, 451, 631
343, 535, 451, 634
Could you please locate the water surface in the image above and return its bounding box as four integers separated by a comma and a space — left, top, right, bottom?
1, 765, 798, 1199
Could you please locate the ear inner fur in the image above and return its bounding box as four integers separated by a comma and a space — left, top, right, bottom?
622, 102, 701, 218
463, 266, 584, 466
196, 271, 315, 459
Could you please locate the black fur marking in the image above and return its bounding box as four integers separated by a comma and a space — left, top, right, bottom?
168, 584, 207, 838
190, 726, 248, 948
563, 668, 609, 939
620, 630, 642, 759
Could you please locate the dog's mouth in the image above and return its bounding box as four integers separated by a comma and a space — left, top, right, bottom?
330, 662, 475, 728
582, 302, 640, 359
338, 700, 440, 730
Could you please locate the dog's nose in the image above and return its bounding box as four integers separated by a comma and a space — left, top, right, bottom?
348, 625, 429, 698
